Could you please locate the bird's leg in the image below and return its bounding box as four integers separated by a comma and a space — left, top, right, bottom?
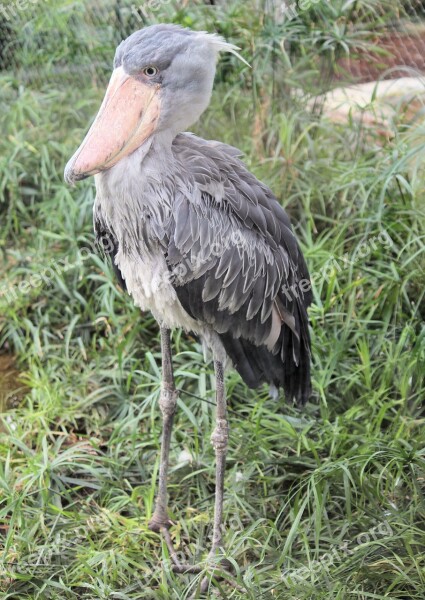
148, 330, 203, 573
209, 360, 229, 556
149, 327, 178, 534
191, 360, 230, 597
149, 344, 232, 588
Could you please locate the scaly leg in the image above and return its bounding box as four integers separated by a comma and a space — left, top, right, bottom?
148, 327, 178, 536
193, 360, 230, 596
147, 331, 206, 574
209, 360, 229, 554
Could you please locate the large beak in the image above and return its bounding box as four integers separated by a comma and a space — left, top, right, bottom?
64, 67, 161, 184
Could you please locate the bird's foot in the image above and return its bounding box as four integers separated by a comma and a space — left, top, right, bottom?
149, 518, 203, 573
148, 510, 173, 533
152, 525, 241, 597
149, 511, 190, 570
189, 553, 234, 599
152, 524, 231, 574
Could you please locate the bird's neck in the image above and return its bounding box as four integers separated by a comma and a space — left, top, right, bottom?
98, 127, 176, 180
94, 129, 180, 227
136, 129, 181, 182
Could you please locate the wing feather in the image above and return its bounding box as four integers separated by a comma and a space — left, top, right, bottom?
166, 134, 312, 403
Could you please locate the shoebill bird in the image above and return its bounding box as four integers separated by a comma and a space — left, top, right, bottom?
65, 23, 312, 586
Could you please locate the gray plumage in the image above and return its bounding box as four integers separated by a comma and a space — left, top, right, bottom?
66, 23, 312, 404
94, 132, 312, 403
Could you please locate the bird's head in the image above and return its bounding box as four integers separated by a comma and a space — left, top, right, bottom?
64, 24, 247, 184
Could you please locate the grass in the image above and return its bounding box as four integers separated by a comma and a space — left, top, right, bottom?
1, 1, 425, 599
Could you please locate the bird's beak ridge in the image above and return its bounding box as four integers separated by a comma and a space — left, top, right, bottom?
64, 67, 161, 184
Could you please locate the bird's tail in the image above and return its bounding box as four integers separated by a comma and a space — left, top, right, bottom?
219, 329, 311, 406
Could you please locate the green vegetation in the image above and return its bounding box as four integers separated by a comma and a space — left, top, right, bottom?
0, 1, 424, 598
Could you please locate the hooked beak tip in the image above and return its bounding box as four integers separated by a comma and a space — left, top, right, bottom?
64, 159, 90, 186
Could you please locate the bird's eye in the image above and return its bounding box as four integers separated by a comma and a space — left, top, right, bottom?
143, 66, 158, 77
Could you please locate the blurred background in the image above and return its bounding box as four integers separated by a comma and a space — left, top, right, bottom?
0, 1, 424, 599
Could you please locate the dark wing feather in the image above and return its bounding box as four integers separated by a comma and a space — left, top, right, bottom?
93, 206, 127, 292
168, 133, 312, 405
